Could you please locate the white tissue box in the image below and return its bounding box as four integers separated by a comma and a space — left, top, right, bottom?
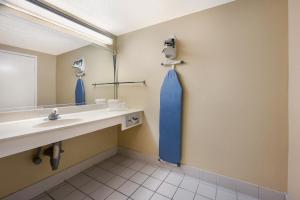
107, 99, 128, 111
95, 99, 107, 105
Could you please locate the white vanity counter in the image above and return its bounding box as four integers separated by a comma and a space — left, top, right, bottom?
0, 108, 143, 158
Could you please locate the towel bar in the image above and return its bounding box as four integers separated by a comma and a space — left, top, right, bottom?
92, 81, 146, 87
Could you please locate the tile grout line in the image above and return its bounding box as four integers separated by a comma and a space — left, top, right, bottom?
127, 159, 162, 199
45, 155, 176, 200
193, 176, 201, 200
44, 191, 55, 200
131, 164, 161, 199
123, 158, 168, 199
168, 171, 184, 200
150, 167, 171, 199
36, 155, 156, 200
126, 163, 150, 200
78, 160, 131, 198
87, 156, 159, 199
47, 182, 78, 200
105, 157, 155, 198
197, 193, 215, 200
64, 180, 99, 200
233, 178, 238, 200
39, 154, 250, 200
124, 152, 265, 200
99, 159, 142, 198
171, 172, 186, 200
83, 168, 132, 198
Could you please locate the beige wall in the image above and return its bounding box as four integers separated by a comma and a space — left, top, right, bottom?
0, 127, 118, 198
117, 0, 288, 192
0, 44, 56, 106
56, 45, 114, 104
288, 0, 300, 199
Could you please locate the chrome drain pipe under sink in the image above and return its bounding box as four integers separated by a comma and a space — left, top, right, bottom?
32, 141, 64, 170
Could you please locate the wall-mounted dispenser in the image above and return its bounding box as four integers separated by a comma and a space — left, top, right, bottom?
162, 36, 177, 60
73, 57, 86, 77
161, 35, 185, 69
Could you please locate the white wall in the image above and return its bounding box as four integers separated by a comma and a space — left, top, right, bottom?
0, 44, 56, 106
0, 50, 37, 110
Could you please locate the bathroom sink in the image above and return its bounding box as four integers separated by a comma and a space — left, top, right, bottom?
34, 118, 82, 128
0, 108, 143, 159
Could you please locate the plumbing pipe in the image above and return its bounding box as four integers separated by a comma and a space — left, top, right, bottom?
44, 142, 64, 170
32, 147, 42, 165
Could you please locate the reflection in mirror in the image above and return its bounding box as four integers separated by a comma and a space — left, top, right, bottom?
0, 4, 115, 112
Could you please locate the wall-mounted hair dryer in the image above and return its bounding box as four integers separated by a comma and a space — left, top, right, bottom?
162, 36, 176, 60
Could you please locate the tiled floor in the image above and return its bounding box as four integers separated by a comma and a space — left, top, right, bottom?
31, 154, 258, 200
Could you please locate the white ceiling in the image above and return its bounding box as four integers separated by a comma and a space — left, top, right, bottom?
0, 11, 90, 55
44, 0, 235, 35
0, 0, 234, 55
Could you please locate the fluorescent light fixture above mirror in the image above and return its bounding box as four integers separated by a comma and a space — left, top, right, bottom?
0, 0, 114, 46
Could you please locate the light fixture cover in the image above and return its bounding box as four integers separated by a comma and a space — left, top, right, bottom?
0, 0, 113, 46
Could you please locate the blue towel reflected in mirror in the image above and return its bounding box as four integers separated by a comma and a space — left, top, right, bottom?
75, 79, 85, 105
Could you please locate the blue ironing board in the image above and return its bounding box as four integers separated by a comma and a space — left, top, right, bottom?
75, 79, 85, 105
159, 69, 183, 166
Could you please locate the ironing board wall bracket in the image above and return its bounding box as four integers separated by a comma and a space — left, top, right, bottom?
161, 60, 184, 69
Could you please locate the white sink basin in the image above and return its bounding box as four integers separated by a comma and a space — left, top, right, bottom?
34, 118, 82, 128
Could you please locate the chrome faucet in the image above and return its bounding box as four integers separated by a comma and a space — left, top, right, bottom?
48, 108, 60, 120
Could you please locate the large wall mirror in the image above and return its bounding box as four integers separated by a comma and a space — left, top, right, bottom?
0, 1, 116, 112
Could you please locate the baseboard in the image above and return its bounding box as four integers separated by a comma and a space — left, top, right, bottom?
2, 147, 118, 200
118, 147, 286, 200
